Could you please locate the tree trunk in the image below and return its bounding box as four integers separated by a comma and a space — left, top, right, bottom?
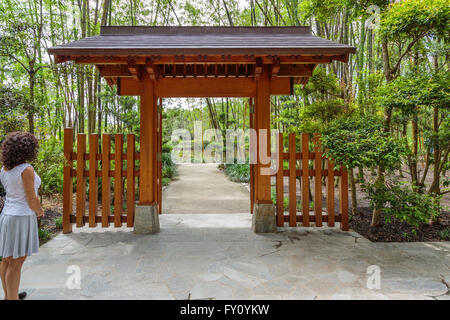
411, 110, 419, 186
28, 70, 36, 134
371, 166, 385, 227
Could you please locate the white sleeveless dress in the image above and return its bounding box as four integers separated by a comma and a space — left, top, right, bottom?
0, 163, 40, 259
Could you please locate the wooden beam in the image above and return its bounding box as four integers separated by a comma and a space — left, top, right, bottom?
117, 76, 291, 97
278, 64, 315, 77
54, 55, 71, 64
118, 78, 142, 96
65, 54, 346, 65
98, 65, 132, 77
100, 62, 315, 79
270, 77, 291, 96
155, 77, 256, 97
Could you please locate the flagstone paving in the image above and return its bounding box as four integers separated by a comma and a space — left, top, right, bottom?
17, 214, 450, 300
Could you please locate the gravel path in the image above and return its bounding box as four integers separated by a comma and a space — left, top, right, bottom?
162, 164, 250, 214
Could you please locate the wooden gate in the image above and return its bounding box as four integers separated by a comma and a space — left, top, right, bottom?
62, 127, 164, 233
270, 132, 349, 230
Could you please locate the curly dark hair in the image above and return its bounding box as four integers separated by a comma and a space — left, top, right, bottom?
1, 132, 39, 170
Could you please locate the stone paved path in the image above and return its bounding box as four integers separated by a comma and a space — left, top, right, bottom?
17, 214, 450, 300
162, 163, 250, 214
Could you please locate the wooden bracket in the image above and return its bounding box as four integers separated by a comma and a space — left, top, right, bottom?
145, 58, 158, 80
127, 57, 140, 80
270, 59, 280, 79
254, 58, 263, 80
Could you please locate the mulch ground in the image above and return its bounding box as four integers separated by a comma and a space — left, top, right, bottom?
350, 207, 450, 242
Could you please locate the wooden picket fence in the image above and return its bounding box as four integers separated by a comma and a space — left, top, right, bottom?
269, 132, 349, 230
62, 127, 145, 233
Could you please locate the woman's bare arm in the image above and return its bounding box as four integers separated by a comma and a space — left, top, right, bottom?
22, 166, 44, 217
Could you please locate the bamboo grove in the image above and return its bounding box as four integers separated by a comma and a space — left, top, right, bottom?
0, 0, 448, 229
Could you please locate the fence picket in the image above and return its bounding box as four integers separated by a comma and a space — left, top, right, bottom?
301, 133, 310, 227
102, 134, 111, 227
63, 128, 73, 233
114, 134, 123, 227
276, 133, 284, 227
76, 134, 86, 227
314, 133, 322, 227
89, 134, 98, 227
126, 134, 135, 227
288, 133, 296, 227
62, 129, 350, 232
340, 167, 349, 231
327, 160, 335, 227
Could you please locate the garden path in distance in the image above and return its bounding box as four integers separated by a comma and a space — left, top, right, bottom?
162, 164, 250, 214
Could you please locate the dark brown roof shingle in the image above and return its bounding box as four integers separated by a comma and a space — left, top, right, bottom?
48, 26, 356, 56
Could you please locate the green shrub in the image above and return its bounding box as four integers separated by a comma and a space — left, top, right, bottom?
54, 216, 63, 229
364, 178, 442, 233
321, 114, 405, 171
224, 163, 249, 182
33, 136, 64, 195
38, 228, 51, 244
161, 152, 177, 183
271, 186, 289, 210
162, 177, 171, 186
438, 229, 450, 240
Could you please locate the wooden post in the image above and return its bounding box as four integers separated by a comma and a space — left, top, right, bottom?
102, 134, 111, 227
126, 134, 135, 227
327, 160, 335, 227
301, 133, 310, 227
63, 128, 73, 233
288, 133, 296, 227
114, 134, 123, 227
139, 73, 158, 205
157, 97, 163, 214
249, 97, 255, 214
89, 134, 98, 228
276, 133, 284, 227
76, 133, 86, 228
314, 133, 322, 227
254, 65, 272, 203
340, 167, 349, 231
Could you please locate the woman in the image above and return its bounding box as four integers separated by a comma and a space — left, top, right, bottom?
0, 132, 44, 300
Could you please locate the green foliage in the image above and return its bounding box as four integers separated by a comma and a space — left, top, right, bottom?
161, 152, 176, 182
380, 0, 450, 41
364, 178, 441, 232
377, 72, 450, 115
437, 229, 450, 241
33, 136, 64, 195
321, 114, 405, 170
224, 163, 250, 183
54, 216, 63, 229
271, 187, 289, 209
0, 84, 29, 140
38, 227, 51, 244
